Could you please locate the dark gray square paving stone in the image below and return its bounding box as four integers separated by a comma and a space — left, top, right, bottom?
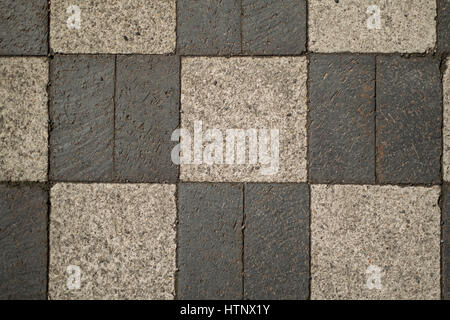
309, 54, 376, 184
244, 183, 309, 300
376, 56, 442, 184
178, 183, 243, 299
115, 56, 179, 183
0, 184, 48, 300
443, 184, 450, 300
0, 0, 48, 55
177, 0, 241, 55
439, 0, 450, 54
49, 55, 115, 182
242, 0, 306, 55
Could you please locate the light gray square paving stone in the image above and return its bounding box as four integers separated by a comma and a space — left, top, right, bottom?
49, 183, 177, 300
180, 57, 308, 183
309, 0, 436, 53
311, 185, 441, 300
0, 57, 48, 182
50, 0, 176, 54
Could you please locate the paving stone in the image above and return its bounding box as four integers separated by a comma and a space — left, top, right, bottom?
50, 0, 176, 54
0, 0, 48, 55
177, 0, 241, 55
115, 55, 179, 183
376, 56, 442, 184
177, 183, 243, 299
443, 184, 450, 300
49, 55, 114, 182
309, 54, 375, 184
0, 184, 48, 300
438, 0, 450, 53
444, 185, 450, 300
242, 0, 306, 55
311, 185, 441, 300
180, 57, 308, 182
244, 183, 309, 300
444, 58, 450, 182
309, 0, 436, 53
0, 57, 48, 182
49, 183, 176, 300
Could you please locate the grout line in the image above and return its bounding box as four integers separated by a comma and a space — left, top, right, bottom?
241, 183, 246, 299
112, 56, 117, 181
374, 55, 378, 184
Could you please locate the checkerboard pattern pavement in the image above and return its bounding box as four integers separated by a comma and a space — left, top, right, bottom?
0, 0, 449, 300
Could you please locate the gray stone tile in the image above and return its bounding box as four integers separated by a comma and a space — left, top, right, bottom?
439, 0, 450, 53
0, 0, 48, 55
376, 56, 442, 184
177, 0, 241, 55
177, 183, 243, 299
443, 184, 450, 300
0, 184, 48, 300
244, 183, 309, 300
242, 0, 306, 55
311, 185, 441, 300
0, 57, 48, 182
180, 57, 308, 182
115, 55, 179, 183
49, 55, 114, 182
309, 0, 436, 53
49, 183, 176, 300
50, 0, 176, 54
309, 54, 375, 184
445, 58, 450, 182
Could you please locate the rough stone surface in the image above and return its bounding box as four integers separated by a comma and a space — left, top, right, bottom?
439, 0, 450, 53
311, 185, 441, 300
0, 0, 48, 55
0, 58, 48, 182
177, 0, 241, 55
309, 54, 375, 184
50, 0, 176, 54
244, 183, 309, 300
444, 58, 450, 182
177, 183, 243, 299
309, 0, 436, 53
50, 55, 114, 182
376, 56, 442, 184
443, 184, 450, 300
49, 183, 176, 300
0, 184, 48, 300
115, 55, 179, 183
180, 57, 308, 182
242, 0, 306, 55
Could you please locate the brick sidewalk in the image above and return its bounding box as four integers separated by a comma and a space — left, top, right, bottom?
0, 0, 449, 300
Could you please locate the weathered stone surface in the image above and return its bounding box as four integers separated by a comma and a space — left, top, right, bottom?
309, 0, 436, 53
244, 183, 309, 300
50, 0, 176, 54
0, 0, 48, 55
443, 184, 450, 300
49, 55, 114, 182
309, 54, 375, 184
0, 184, 48, 300
0, 57, 48, 182
177, 183, 243, 299
376, 56, 442, 184
439, 0, 450, 53
177, 0, 241, 55
180, 57, 308, 182
115, 55, 179, 183
242, 0, 306, 55
311, 185, 441, 300
49, 183, 176, 300
444, 57, 450, 182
